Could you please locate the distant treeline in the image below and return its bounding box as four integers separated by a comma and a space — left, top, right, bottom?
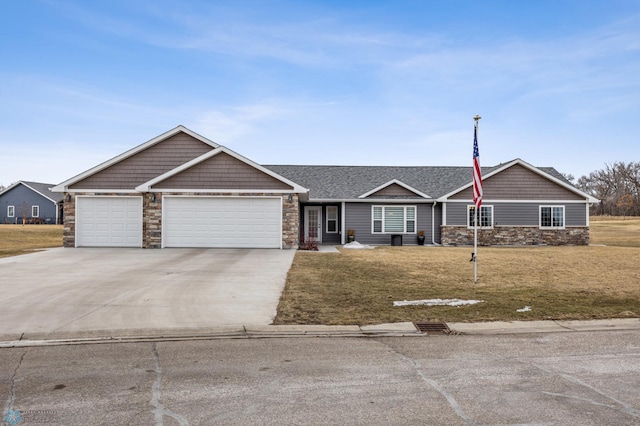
567, 161, 640, 217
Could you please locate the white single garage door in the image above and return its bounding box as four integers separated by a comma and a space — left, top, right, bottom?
76, 196, 143, 247
163, 197, 282, 248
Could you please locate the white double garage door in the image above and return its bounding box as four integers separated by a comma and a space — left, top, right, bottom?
76, 196, 282, 248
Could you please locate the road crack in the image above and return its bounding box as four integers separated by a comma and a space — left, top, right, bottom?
3, 349, 27, 424
374, 340, 476, 425
150, 342, 189, 426
522, 358, 640, 421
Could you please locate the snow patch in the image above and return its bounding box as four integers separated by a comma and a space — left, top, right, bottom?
516, 306, 532, 312
343, 241, 374, 249
393, 299, 484, 307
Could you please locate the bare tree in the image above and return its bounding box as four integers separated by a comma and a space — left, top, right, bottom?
17, 202, 30, 225
578, 161, 640, 216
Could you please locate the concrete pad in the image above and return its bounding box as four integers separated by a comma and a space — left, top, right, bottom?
360, 322, 419, 333
448, 320, 571, 335
247, 325, 361, 334
556, 318, 640, 331
0, 247, 295, 336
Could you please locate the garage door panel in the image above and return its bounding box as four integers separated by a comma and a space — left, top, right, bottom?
77, 197, 142, 247
163, 197, 281, 248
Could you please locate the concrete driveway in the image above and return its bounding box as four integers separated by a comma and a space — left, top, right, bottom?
0, 248, 295, 339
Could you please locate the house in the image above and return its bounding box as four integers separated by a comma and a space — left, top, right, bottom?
268, 161, 599, 247
51, 125, 598, 248
0, 181, 64, 224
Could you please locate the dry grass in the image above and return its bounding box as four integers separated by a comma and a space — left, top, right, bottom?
590, 216, 640, 247
0, 224, 63, 258
275, 218, 640, 325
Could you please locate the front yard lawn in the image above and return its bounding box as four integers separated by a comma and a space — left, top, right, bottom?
275, 218, 640, 325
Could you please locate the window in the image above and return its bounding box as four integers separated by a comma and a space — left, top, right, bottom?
540, 206, 564, 229
7, 206, 14, 218
468, 205, 493, 228
32, 205, 39, 217
326, 206, 338, 233
372, 206, 416, 233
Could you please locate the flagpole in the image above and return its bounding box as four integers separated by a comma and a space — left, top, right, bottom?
473, 115, 482, 284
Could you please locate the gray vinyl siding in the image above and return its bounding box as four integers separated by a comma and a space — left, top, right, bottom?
153, 152, 292, 190
0, 185, 57, 224
450, 163, 584, 201
446, 202, 588, 227
345, 202, 433, 245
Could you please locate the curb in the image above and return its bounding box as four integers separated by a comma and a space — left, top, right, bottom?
0, 319, 638, 348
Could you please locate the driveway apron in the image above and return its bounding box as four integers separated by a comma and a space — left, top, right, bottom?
0, 248, 295, 337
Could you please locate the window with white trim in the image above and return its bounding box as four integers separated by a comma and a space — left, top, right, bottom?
326, 206, 338, 233
7, 205, 14, 218
468, 205, 493, 228
372, 205, 416, 233
540, 206, 564, 229
32, 205, 39, 217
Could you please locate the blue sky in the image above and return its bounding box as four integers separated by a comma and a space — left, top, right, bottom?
2, 0, 640, 186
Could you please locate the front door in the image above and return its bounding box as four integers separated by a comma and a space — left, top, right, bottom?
304, 206, 322, 243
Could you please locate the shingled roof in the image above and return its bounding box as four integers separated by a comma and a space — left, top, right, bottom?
265, 162, 568, 200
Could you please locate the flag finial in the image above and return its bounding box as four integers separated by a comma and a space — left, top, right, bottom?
474, 114, 481, 121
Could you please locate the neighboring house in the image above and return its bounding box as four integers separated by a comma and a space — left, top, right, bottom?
51, 125, 598, 249
0, 181, 64, 224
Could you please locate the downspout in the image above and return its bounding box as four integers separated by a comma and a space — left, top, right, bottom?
431, 201, 437, 245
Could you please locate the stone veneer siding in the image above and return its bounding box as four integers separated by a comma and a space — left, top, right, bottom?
441, 226, 590, 246
64, 192, 300, 249
62, 192, 76, 247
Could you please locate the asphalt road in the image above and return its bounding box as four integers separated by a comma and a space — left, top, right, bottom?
2, 330, 639, 425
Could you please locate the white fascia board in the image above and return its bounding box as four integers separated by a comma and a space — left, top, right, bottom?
136, 147, 309, 193
437, 158, 600, 203
151, 189, 301, 193
358, 179, 432, 199
310, 198, 435, 204
64, 189, 140, 194
51, 125, 219, 192
440, 199, 592, 204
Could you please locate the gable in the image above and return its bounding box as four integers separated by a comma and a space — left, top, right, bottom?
449, 163, 584, 201
151, 151, 294, 190
69, 132, 214, 190
361, 181, 430, 199
368, 183, 417, 197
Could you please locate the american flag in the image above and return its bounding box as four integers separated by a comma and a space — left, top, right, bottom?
472, 123, 483, 209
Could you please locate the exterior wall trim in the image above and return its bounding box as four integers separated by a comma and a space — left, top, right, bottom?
310, 198, 435, 203
146, 188, 301, 193
444, 199, 591, 204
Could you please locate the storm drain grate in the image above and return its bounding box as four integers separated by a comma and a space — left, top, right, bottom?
414, 322, 451, 335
